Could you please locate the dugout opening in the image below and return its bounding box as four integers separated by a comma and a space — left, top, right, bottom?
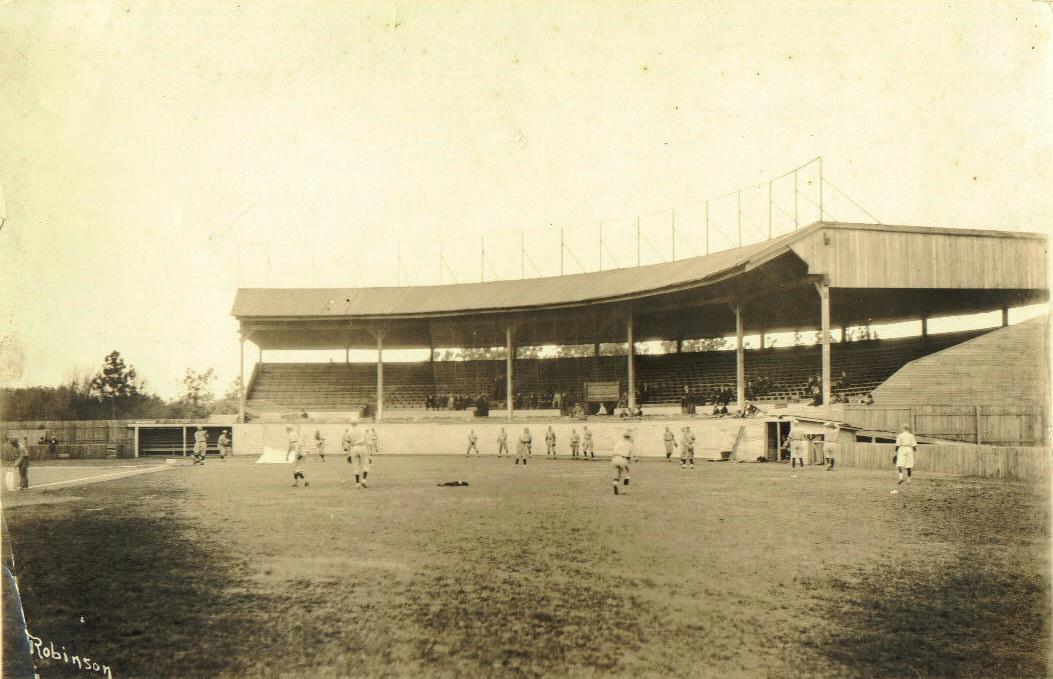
129, 424, 233, 457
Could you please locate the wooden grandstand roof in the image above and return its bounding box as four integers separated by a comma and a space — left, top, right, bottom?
233, 222, 1048, 349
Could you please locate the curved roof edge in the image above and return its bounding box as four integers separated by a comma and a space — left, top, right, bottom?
232, 222, 1047, 320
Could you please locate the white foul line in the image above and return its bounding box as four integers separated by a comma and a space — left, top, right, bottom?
28, 465, 169, 489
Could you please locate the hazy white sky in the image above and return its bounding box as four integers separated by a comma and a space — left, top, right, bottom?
1, 1, 1051, 398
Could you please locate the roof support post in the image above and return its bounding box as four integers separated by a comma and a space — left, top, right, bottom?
506, 324, 515, 421
815, 280, 831, 406
921, 317, 928, 339
374, 330, 385, 422
238, 334, 246, 423
1002, 307, 1009, 327
734, 304, 745, 411
627, 316, 636, 410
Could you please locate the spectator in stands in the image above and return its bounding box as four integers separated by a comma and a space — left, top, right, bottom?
630, 404, 643, 418
47, 436, 58, 457
862, 392, 874, 405
811, 382, 822, 406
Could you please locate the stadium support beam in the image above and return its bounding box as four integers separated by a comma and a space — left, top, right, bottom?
734, 305, 745, 410
921, 317, 928, 339
506, 325, 514, 421
1002, 307, 1009, 327
816, 281, 832, 406
375, 331, 384, 422
238, 335, 246, 423
627, 317, 636, 410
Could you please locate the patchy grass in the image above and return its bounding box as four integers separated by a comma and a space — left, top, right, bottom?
3, 456, 1049, 678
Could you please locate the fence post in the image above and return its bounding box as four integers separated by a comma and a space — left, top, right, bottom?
975, 405, 982, 445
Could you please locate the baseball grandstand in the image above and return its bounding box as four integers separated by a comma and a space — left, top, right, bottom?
210, 220, 1049, 469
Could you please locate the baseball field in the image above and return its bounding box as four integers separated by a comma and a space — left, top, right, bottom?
3, 454, 1049, 678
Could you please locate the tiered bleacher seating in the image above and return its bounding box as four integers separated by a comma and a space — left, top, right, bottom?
244, 329, 993, 418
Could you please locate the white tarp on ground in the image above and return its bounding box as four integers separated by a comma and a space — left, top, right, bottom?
254, 446, 291, 464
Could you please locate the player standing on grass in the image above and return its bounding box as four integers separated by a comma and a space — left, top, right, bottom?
788, 420, 807, 469
314, 429, 326, 462
895, 424, 917, 485
13, 438, 29, 490
569, 429, 581, 458
289, 426, 308, 488
515, 427, 532, 465
824, 424, 839, 470
679, 426, 696, 469
497, 427, 509, 457
217, 430, 230, 461
583, 426, 595, 460
344, 423, 370, 488
466, 430, 480, 456
192, 426, 208, 465
545, 426, 557, 458
611, 429, 636, 495
663, 426, 677, 461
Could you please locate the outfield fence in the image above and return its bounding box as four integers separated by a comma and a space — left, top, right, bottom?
839, 441, 1051, 482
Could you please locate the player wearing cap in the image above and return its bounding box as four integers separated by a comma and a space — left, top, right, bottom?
343, 423, 369, 488
496, 428, 509, 457
788, 420, 807, 469
679, 426, 696, 469
824, 424, 839, 470
217, 430, 231, 461
663, 426, 677, 462
288, 425, 308, 487
569, 429, 581, 458
545, 426, 557, 458
583, 426, 595, 460
465, 430, 480, 456
895, 424, 917, 485
515, 427, 532, 466
611, 429, 637, 495
192, 426, 208, 465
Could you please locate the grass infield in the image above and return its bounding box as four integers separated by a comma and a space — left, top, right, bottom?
3, 455, 1049, 679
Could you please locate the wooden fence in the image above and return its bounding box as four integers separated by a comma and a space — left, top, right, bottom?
839, 441, 1051, 482
0, 419, 199, 460
843, 404, 1046, 446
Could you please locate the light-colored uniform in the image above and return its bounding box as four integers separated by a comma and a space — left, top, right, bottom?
314, 433, 326, 459
895, 431, 917, 468
663, 429, 677, 459
680, 429, 696, 464
344, 427, 369, 474
789, 430, 807, 463
287, 428, 301, 462
193, 429, 207, 460
217, 433, 230, 459
497, 431, 509, 456
612, 438, 634, 483
516, 431, 532, 462
583, 430, 594, 458
545, 429, 556, 456
466, 431, 479, 455
569, 431, 581, 457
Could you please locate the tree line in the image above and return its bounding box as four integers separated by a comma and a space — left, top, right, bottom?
0, 351, 241, 422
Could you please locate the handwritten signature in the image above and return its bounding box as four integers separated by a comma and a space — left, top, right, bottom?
25, 632, 113, 678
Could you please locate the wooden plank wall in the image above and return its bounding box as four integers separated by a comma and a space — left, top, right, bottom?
844, 404, 1044, 445
790, 225, 1048, 290
839, 441, 1051, 482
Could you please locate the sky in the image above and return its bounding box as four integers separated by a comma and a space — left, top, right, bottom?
1, 0, 1051, 399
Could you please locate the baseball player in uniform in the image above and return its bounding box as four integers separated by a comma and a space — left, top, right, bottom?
497, 428, 509, 456
192, 426, 208, 465
583, 426, 595, 460
824, 424, 839, 470
217, 430, 231, 461
569, 429, 581, 458
466, 430, 480, 456
611, 429, 636, 495
663, 426, 677, 461
545, 426, 557, 458
679, 426, 696, 469
313, 429, 326, 462
788, 420, 807, 469
289, 426, 308, 487
895, 424, 917, 484
343, 423, 370, 488
515, 428, 532, 465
